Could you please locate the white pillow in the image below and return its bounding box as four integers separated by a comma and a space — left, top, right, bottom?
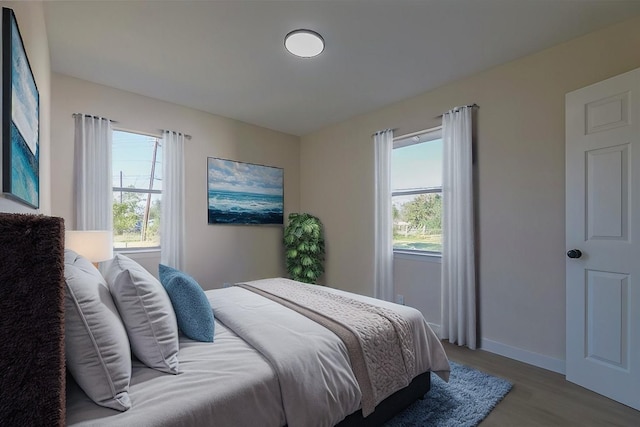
64, 249, 132, 411
103, 254, 180, 374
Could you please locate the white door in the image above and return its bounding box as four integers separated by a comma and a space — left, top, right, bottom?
566, 67, 640, 410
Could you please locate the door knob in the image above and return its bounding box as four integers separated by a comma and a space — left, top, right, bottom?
567, 249, 582, 259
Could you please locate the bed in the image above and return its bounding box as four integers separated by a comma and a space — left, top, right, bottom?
0, 213, 450, 427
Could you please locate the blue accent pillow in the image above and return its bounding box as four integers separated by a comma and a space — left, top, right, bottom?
158, 264, 215, 342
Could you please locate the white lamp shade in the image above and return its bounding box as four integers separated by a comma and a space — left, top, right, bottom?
284, 29, 324, 58
65, 230, 114, 263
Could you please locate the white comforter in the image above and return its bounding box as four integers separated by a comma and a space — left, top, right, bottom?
211, 286, 363, 427
66, 283, 449, 427
211, 283, 450, 427
66, 321, 286, 427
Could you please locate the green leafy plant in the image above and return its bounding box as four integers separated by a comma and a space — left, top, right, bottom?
283, 213, 325, 284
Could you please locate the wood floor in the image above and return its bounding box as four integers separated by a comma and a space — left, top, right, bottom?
441, 342, 640, 426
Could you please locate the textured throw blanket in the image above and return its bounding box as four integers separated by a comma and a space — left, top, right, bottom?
239, 278, 416, 416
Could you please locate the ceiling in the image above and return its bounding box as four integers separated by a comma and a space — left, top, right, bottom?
43, 1, 640, 136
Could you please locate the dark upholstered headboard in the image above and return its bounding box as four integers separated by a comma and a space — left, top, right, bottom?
0, 213, 66, 426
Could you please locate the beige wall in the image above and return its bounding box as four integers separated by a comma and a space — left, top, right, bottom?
393, 255, 441, 328
0, 1, 51, 215
51, 74, 299, 288
300, 16, 640, 365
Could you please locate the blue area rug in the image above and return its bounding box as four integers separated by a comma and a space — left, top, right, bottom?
385, 361, 513, 427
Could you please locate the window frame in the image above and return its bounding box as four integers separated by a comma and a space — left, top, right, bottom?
111, 128, 163, 252
392, 126, 443, 257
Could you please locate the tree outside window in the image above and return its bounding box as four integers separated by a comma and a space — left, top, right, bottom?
391, 129, 442, 253
112, 130, 162, 249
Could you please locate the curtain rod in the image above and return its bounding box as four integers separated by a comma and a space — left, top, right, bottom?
72, 113, 118, 123
437, 103, 479, 118
372, 103, 478, 137
71, 115, 192, 139
160, 129, 192, 140
371, 128, 397, 137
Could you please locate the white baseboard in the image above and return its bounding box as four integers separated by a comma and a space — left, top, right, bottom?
429, 322, 566, 375
480, 338, 566, 375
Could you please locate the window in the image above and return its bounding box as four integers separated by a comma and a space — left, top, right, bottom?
112, 130, 162, 249
391, 127, 442, 253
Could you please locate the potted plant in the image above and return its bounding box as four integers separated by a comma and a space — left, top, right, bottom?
283, 213, 325, 284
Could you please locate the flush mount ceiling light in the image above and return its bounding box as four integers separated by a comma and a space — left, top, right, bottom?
284, 29, 324, 58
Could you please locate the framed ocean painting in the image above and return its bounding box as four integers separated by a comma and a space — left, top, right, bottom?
1, 7, 39, 208
207, 157, 284, 225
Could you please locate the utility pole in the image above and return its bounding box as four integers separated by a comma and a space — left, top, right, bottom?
142, 139, 158, 242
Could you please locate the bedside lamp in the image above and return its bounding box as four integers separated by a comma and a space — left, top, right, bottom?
65, 230, 114, 267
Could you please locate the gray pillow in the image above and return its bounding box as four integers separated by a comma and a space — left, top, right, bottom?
64, 249, 132, 411
103, 254, 180, 374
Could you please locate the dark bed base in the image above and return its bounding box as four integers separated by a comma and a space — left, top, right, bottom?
336, 371, 431, 427
0, 214, 66, 426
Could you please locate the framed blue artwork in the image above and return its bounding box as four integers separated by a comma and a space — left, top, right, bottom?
2, 7, 39, 208
207, 157, 283, 225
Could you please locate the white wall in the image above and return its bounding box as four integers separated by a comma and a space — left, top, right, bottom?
300, 16, 640, 370
0, 1, 51, 215
51, 74, 300, 288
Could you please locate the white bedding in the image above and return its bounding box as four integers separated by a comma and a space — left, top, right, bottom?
235, 278, 449, 418
212, 286, 363, 427
66, 321, 286, 427
66, 283, 449, 427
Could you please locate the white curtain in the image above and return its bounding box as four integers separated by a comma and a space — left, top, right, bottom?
160, 130, 186, 270
74, 115, 113, 230
441, 106, 477, 349
374, 129, 394, 301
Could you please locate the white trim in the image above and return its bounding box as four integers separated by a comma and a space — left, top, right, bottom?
480, 338, 566, 374
113, 126, 163, 139
113, 187, 162, 194
393, 251, 441, 263
394, 125, 442, 143
115, 248, 161, 256
392, 186, 442, 197
432, 324, 567, 374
